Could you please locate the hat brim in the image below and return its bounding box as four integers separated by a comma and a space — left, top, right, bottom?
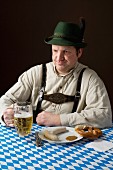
44, 37, 87, 48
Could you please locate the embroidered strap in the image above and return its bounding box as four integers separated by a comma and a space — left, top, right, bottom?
44, 93, 75, 104
72, 68, 86, 112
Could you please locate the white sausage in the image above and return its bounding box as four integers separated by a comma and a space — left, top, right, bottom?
51, 127, 67, 135
44, 130, 59, 141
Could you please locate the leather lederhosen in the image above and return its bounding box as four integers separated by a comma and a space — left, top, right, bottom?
33, 64, 86, 123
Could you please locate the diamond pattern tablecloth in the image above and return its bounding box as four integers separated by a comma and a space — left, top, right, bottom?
0, 124, 113, 170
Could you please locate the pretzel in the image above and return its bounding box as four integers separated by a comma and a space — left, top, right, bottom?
75, 125, 102, 139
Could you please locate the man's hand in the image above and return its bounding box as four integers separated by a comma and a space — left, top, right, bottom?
3, 107, 14, 127
36, 111, 61, 126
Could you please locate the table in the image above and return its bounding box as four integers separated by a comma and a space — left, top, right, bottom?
0, 124, 113, 170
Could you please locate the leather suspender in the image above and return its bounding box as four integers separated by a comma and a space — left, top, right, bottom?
33, 64, 86, 123
33, 64, 46, 123
72, 68, 86, 112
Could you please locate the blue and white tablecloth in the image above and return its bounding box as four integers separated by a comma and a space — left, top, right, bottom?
0, 124, 113, 170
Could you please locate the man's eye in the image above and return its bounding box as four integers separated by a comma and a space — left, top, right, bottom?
64, 50, 70, 54
53, 50, 57, 52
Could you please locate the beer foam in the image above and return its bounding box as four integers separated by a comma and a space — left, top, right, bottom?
14, 111, 32, 118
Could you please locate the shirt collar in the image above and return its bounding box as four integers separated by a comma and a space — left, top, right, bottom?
53, 62, 79, 77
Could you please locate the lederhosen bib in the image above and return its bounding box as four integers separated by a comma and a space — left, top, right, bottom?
33, 64, 86, 123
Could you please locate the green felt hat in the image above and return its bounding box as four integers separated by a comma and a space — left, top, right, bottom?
44, 18, 87, 47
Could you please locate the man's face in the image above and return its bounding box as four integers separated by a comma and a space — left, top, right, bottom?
52, 45, 83, 75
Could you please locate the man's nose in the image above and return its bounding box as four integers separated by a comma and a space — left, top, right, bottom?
57, 52, 64, 60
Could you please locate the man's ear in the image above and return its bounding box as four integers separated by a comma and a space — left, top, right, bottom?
77, 48, 83, 59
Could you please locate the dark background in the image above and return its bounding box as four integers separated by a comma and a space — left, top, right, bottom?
0, 0, 113, 113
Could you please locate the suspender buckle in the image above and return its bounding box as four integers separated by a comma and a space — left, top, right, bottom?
38, 87, 44, 101
75, 91, 81, 98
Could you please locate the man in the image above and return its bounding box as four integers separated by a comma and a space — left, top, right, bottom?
0, 18, 112, 128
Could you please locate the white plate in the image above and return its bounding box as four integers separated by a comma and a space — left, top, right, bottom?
38, 126, 83, 144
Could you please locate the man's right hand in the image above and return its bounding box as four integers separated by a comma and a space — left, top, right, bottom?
3, 107, 14, 127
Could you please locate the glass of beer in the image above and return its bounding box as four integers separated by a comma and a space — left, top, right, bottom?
14, 101, 33, 137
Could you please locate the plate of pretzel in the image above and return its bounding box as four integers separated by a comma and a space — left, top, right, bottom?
38, 125, 102, 144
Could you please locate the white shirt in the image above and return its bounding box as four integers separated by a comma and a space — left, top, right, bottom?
0, 62, 112, 128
